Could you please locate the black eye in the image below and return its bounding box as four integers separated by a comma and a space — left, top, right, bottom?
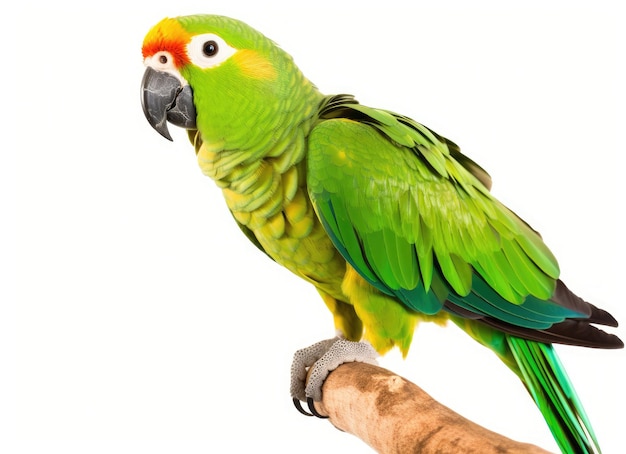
187, 34, 236, 68
203, 40, 218, 57
159, 54, 168, 64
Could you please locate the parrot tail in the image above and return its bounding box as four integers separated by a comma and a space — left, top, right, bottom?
507, 335, 600, 454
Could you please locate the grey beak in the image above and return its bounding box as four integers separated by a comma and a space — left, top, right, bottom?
141, 67, 197, 141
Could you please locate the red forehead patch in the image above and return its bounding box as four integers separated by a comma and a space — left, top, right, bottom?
142, 18, 191, 67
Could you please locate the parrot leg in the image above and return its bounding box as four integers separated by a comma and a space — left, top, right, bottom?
290, 337, 379, 418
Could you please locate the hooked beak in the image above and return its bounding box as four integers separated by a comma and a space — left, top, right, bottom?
140, 67, 197, 141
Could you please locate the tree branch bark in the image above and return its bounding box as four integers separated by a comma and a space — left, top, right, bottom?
309, 362, 552, 454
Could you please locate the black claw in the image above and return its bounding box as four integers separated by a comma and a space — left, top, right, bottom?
307, 397, 329, 419
293, 397, 314, 417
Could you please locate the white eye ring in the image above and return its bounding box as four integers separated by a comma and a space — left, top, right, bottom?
187, 33, 237, 69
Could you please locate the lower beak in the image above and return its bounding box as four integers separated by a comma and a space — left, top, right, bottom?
140, 67, 197, 141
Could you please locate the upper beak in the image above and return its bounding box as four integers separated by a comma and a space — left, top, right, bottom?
140, 67, 197, 141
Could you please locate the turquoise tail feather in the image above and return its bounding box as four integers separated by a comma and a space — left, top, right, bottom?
507, 336, 600, 454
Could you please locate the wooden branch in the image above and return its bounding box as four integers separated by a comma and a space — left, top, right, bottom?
309, 362, 552, 454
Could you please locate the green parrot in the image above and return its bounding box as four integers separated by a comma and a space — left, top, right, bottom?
140, 15, 622, 453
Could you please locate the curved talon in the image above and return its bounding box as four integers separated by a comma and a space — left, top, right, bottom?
293, 397, 314, 417
307, 397, 329, 419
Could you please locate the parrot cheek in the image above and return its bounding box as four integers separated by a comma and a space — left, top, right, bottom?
141, 67, 197, 141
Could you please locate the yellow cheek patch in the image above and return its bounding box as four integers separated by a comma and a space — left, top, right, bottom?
232, 49, 277, 80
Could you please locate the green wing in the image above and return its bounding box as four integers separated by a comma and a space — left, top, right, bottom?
307, 95, 588, 329
307, 97, 621, 454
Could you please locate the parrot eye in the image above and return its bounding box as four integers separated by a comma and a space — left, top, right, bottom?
203, 41, 218, 57
187, 33, 237, 69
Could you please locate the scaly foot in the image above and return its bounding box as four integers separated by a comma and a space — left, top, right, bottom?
290, 337, 378, 418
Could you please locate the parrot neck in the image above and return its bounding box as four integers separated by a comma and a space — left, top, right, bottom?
194, 86, 324, 227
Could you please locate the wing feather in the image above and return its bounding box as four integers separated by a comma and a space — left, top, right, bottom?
308, 95, 593, 333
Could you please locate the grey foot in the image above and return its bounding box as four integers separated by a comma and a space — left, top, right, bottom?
290, 337, 378, 418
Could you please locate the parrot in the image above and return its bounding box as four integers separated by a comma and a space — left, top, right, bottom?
140, 14, 622, 453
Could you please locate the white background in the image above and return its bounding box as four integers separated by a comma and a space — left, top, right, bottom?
4, 0, 625, 452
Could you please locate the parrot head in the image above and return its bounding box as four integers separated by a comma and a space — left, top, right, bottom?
141, 15, 317, 145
